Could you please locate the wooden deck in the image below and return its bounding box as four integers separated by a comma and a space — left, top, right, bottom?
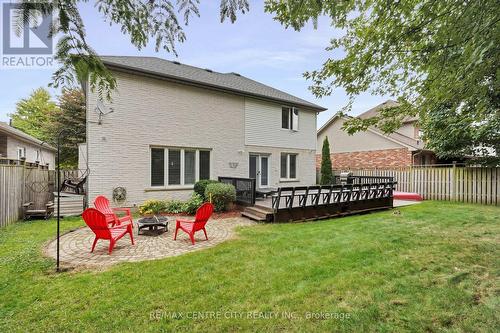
242, 183, 397, 222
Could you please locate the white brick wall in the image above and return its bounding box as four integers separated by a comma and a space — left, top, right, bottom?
86, 70, 317, 207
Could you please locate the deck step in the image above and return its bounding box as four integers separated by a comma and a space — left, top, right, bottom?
241, 211, 267, 221
247, 205, 273, 215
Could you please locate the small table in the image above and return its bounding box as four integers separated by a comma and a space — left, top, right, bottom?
137, 216, 169, 235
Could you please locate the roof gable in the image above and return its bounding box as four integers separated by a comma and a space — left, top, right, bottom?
317, 101, 424, 150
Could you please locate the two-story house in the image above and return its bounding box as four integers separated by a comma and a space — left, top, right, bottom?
317, 100, 437, 170
0, 121, 56, 169
82, 56, 326, 207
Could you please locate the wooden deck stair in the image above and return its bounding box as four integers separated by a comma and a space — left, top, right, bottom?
241, 205, 274, 222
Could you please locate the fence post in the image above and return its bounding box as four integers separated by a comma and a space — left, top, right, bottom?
409, 165, 414, 193
451, 161, 457, 201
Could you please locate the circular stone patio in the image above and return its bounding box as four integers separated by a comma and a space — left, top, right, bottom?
45, 217, 255, 268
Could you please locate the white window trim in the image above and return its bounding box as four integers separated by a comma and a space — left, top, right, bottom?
280, 153, 299, 181
17, 147, 26, 160
149, 146, 211, 189
281, 106, 299, 131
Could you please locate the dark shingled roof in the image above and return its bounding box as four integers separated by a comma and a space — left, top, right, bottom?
100, 56, 327, 112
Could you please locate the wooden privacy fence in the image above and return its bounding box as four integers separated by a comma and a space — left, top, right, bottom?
334, 166, 499, 205
0, 165, 80, 227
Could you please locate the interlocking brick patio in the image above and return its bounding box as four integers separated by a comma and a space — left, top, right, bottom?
44, 217, 255, 268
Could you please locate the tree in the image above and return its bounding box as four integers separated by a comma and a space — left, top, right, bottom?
15, 1, 250, 98
50, 89, 86, 168
264, 0, 499, 164
10, 88, 57, 143
10, 88, 85, 168
320, 136, 333, 185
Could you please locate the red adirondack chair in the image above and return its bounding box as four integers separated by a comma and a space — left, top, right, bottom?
174, 202, 214, 245
94, 195, 133, 227
82, 208, 134, 254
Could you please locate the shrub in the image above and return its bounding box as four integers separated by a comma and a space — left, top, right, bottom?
205, 183, 236, 212
138, 199, 166, 215
164, 199, 185, 214
182, 193, 204, 215
194, 179, 218, 199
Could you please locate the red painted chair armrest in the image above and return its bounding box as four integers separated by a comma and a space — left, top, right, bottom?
113, 207, 131, 215
110, 224, 128, 231
176, 219, 194, 224
118, 215, 133, 223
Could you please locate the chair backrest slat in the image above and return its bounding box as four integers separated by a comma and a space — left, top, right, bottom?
195, 202, 214, 224
82, 208, 112, 239
94, 195, 114, 215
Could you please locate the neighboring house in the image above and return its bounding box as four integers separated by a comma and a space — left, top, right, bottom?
317, 100, 437, 170
82, 56, 326, 207
0, 121, 56, 169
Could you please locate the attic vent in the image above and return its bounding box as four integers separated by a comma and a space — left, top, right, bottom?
231, 72, 241, 77
204, 68, 213, 73
172, 61, 181, 65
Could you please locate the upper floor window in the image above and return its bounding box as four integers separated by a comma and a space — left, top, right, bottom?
282, 107, 299, 131
151, 147, 210, 187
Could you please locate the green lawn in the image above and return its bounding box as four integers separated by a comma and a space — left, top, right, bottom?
0, 202, 498, 332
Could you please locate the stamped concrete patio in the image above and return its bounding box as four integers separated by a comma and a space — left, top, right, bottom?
45, 216, 255, 268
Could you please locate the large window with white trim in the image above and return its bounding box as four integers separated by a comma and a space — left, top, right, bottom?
151, 147, 210, 187
280, 153, 298, 180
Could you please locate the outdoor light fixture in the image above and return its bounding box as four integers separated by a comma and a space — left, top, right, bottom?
229, 162, 239, 168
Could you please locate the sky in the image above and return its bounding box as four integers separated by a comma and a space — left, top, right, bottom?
0, 1, 391, 126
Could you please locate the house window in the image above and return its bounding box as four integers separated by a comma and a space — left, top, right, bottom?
168, 149, 181, 185
280, 153, 298, 180
199, 150, 210, 180
35, 150, 40, 162
150, 147, 211, 187
151, 148, 165, 186
184, 150, 196, 185
281, 107, 299, 130
16, 147, 26, 160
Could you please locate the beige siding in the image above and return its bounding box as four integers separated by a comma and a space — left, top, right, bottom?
317, 117, 403, 153
6, 136, 55, 169
86, 71, 318, 207
398, 122, 417, 139
244, 98, 316, 150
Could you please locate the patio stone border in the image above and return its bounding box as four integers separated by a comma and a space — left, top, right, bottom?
44, 216, 255, 269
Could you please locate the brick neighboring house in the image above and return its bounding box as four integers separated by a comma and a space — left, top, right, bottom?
316, 100, 437, 170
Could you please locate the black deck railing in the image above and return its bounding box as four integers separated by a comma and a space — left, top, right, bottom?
218, 176, 256, 206
333, 175, 394, 185
270, 181, 397, 222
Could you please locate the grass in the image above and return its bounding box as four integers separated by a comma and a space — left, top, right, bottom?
0, 201, 499, 332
